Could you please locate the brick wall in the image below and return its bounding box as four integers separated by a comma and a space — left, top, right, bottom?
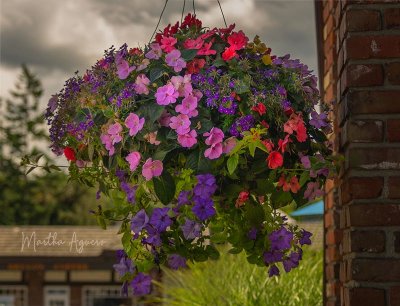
316, 1, 400, 305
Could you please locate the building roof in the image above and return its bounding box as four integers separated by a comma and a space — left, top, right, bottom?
0, 226, 122, 257
290, 200, 324, 217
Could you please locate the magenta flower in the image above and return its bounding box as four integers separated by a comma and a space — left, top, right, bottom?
198, 41, 216, 55
145, 43, 162, 59
178, 129, 197, 148
100, 134, 115, 156
158, 110, 172, 127
204, 142, 223, 159
126, 151, 141, 172
116, 60, 135, 80
169, 114, 191, 135
155, 84, 179, 105
135, 74, 150, 95
300, 155, 311, 169
108, 123, 123, 144
222, 137, 237, 154
165, 49, 186, 72
183, 37, 203, 49
125, 113, 145, 136
142, 158, 163, 181
175, 94, 198, 117
160, 36, 177, 53
310, 111, 328, 129
304, 181, 324, 201
203, 127, 224, 146
171, 75, 193, 97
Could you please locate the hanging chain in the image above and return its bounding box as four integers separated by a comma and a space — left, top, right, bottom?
181, 0, 186, 23
217, 0, 227, 27
193, 0, 196, 16
149, 0, 169, 44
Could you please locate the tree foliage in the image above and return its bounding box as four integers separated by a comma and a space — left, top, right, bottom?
0, 65, 103, 225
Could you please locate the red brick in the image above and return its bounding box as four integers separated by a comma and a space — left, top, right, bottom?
326, 263, 340, 280
348, 203, 400, 227
394, 232, 400, 253
351, 258, 400, 282
346, 35, 400, 59
346, 9, 381, 32
347, 90, 400, 115
324, 30, 336, 56
390, 286, 400, 306
344, 287, 386, 306
345, 64, 383, 87
325, 83, 335, 103
384, 8, 400, 29
325, 209, 340, 228
348, 147, 400, 169
325, 49, 335, 74
326, 229, 343, 245
349, 230, 385, 253
386, 62, 400, 85
341, 120, 383, 145
341, 177, 383, 204
387, 120, 400, 142
388, 177, 400, 199
326, 280, 340, 298
326, 245, 341, 262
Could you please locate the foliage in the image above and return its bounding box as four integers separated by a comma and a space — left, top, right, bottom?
0, 65, 105, 225
43, 14, 338, 295
156, 247, 323, 306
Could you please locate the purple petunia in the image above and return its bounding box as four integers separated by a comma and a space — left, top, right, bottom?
149, 207, 172, 232
113, 256, 134, 276
229, 115, 255, 138
268, 265, 280, 277
192, 196, 216, 221
283, 251, 302, 273
142, 226, 162, 247
299, 229, 312, 246
310, 111, 328, 129
120, 182, 138, 204
168, 254, 187, 270
131, 273, 152, 296
263, 250, 284, 264
131, 209, 149, 233
269, 227, 293, 251
193, 174, 217, 199
181, 218, 202, 240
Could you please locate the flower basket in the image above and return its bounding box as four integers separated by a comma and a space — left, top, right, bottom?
45, 13, 337, 296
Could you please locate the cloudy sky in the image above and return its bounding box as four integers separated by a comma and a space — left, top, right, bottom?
0, 0, 317, 104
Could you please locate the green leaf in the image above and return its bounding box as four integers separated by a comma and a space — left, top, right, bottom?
299, 171, 310, 187
210, 232, 228, 243
180, 49, 198, 61
213, 58, 226, 67
137, 103, 164, 123
206, 245, 220, 260
228, 247, 243, 254
227, 154, 239, 175
152, 144, 178, 161
186, 148, 212, 173
88, 143, 95, 161
271, 190, 293, 208
248, 142, 257, 157
153, 171, 176, 205
26, 166, 36, 175
96, 215, 107, 230
149, 68, 165, 82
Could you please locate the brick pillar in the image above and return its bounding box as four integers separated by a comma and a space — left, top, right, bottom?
316, 1, 400, 306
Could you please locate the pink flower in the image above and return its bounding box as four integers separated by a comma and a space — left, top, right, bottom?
100, 134, 114, 155
116, 60, 135, 80
203, 127, 224, 146
198, 41, 216, 55
222, 137, 237, 154
142, 158, 163, 181
144, 132, 161, 145
137, 59, 150, 71
304, 182, 324, 201
126, 152, 141, 171
204, 142, 223, 159
300, 155, 311, 169
160, 36, 177, 53
135, 74, 150, 95
169, 114, 191, 135
171, 75, 193, 97
155, 84, 179, 105
158, 110, 172, 127
177, 129, 198, 148
145, 43, 162, 59
108, 123, 123, 144
183, 37, 203, 49
165, 49, 186, 72
175, 94, 198, 117
125, 113, 145, 136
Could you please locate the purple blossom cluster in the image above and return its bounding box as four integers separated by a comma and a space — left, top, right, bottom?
263, 226, 312, 277
229, 115, 255, 137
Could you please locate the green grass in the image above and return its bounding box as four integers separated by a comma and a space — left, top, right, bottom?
154, 248, 322, 306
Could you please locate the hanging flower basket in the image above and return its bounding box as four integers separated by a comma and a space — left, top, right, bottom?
46, 14, 337, 296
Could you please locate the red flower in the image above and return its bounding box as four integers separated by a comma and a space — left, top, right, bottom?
266, 151, 283, 169
296, 122, 307, 142
64, 147, 76, 162
262, 139, 274, 152
278, 175, 300, 193
251, 103, 266, 115
235, 191, 249, 208
183, 37, 204, 49
198, 41, 216, 56
186, 58, 206, 74
261, 120, 269, 129
227, 30, 249, 50
278, 135, 291, 153
222, 46, 237, 61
